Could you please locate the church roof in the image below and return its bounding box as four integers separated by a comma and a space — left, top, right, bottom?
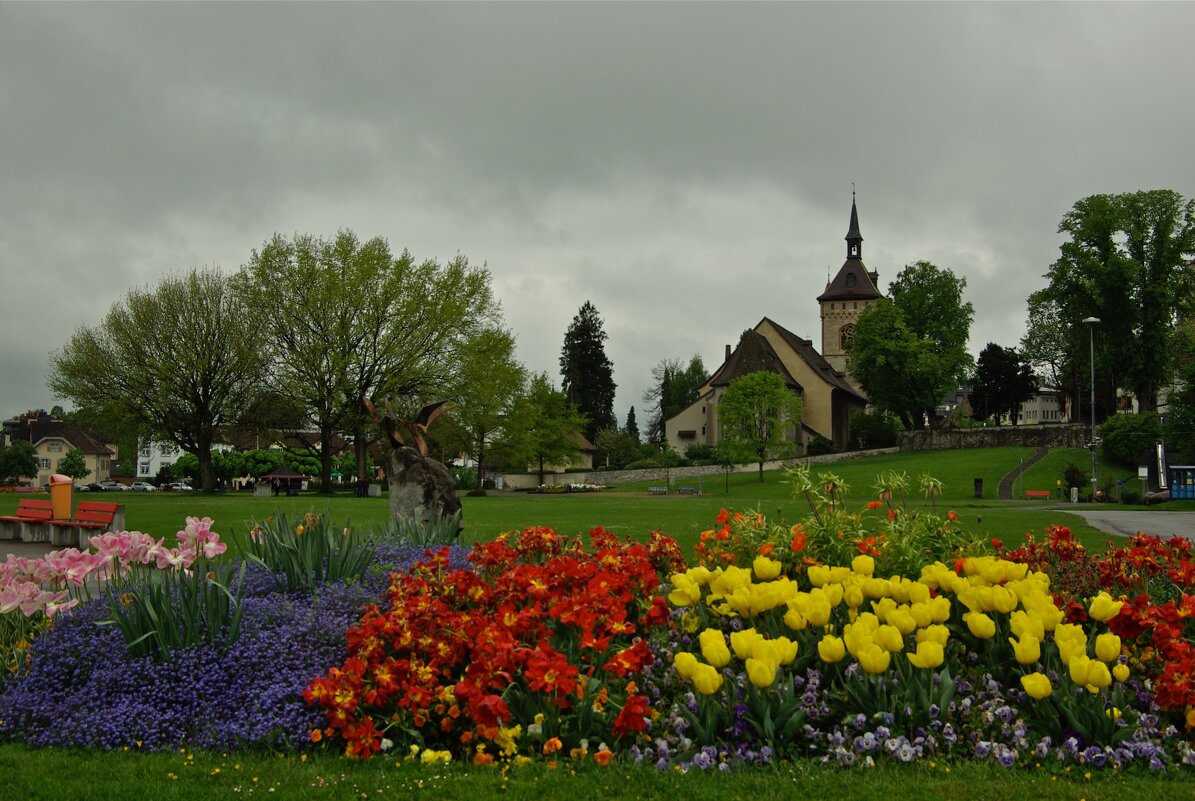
758, 318, 867, 403
707, 329, 802, 391
816, 259, 882, 302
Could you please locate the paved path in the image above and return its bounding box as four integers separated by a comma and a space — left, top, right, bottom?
1050, 508, 1195, 543
997, 447, 1050, 500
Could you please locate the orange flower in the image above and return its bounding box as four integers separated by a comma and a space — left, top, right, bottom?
758, 543, 775, 558
309, 728, 323, 743
473, 752, 494, 766
866, 500, 884, 510
790, 525, 807, 553
594, 750, 614, 767
543, 737, 563, 755
947, 510, 958, 522
716, 508, 731, 525
887, 508, 897, 521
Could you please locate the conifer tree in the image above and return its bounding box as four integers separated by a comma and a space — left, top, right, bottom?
560, 301, 616, 441
624, 406, 640, 443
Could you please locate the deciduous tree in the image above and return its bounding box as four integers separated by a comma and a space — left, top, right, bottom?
717, 371, 803, 482
501, 373, 588, 486
644, 355, 707, 443
48, 270, 266, 492
0, 441, 38, 485
969, 343, 1038, 425
57, 447, 90, 481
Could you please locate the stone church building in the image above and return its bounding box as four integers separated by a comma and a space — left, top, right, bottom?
664, 198, 882, 454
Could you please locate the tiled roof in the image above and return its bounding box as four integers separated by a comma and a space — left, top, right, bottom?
707, 330, 802, 391
816, 259, 883, 302
758, 318, 867, 403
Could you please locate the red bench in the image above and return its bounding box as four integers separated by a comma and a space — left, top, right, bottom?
50, 501, 125, 548
0, 498, 55, 542
1024, 490, 1051, 500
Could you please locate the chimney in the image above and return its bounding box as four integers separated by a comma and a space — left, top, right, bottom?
725, 344, 732, 361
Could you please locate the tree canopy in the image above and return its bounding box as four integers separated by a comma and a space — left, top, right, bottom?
500, 373, 588, 486
560, 301, 617, 442
58, 447, 90, 481
48, 270, 266, 492
717, 371, 803, 482
0, 441, 38, 485
847, 262, 974, 429
644, 355, 707, 443
237, 232, 503, 489
969, 343, 1038, 425
1037, 190, 1194, 415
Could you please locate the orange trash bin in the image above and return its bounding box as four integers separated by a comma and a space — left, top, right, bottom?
49, 473, 73, 520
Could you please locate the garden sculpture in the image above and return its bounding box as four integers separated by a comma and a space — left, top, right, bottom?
364, 398, 462, 532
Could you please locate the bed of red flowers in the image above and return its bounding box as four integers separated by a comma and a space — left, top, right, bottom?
1000, 525, 1195, 725
304, 526, 686, 761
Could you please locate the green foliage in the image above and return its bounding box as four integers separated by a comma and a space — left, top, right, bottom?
230, 512, 374, 594
56, 448, 90, 481
374, 509, 462, 547
1, 611, 50, 681
100, 557, 245, 663
449, 465, 477, 491
969, 343, 1037, 424
805, 435, 837, 456
684, 443, 716, 462
847, 411, 900, 450
1040, 190, 1195, 414
623, 458, 660, 470
717, 370, 803, 481
500, 372, 588, 485
623, 406, 640, 441
1062, 462, 1090, 491
645, 355, 707, 443
848, 262, 974, 429
594, 427, 641, 469
48, 269, 267, 492
0, 441, 38, 484
1099, 412, 1162, 468
560, 301, 617, 441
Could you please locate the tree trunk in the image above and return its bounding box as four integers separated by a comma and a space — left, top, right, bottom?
319, 422, 335, 494
537, 455, 545, 486
354, 427, 369, 482
474, 426, 485, 492
197, 435, 215, 493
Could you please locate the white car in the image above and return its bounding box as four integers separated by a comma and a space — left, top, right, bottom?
100, 481, 131, 492
130, 481, 158, 492
167, 482, 194, 492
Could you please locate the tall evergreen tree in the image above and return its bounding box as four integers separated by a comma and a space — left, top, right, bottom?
624, 406, 640, 442
560, 301, 616, 441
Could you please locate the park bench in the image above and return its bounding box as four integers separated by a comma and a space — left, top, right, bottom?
0, 498, 55, 542
50, 501, 125, 548
675, 486, 700, 495
1024, 490, 1051, 500
647, 486, 668, 495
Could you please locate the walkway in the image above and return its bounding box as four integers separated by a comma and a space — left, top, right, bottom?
1055, 509, 1195, 544
997, 447, 1050, 500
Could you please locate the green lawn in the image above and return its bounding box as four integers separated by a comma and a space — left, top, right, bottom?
3, 444, 1188, 556
2, 743, 1192, 801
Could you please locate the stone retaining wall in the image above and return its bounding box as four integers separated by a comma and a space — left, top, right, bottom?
500, 447, 899, 490
898, 424, 1091, 452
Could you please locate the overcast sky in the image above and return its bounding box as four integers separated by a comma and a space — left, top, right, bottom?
3, 2, 1193, 432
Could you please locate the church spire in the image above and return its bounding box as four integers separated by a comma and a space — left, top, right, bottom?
845, 189, 863, 261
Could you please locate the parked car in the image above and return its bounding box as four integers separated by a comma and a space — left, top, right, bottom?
99, 481, 130, 492
86, 483, 103, 492
166, 482, 194, 492
74, 483, 90, 492
130, 481, 158, 492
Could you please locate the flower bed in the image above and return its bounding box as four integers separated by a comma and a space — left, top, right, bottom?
2, 489, 1194, 773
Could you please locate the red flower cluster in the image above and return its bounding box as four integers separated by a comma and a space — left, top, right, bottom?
305, 527, 683, 758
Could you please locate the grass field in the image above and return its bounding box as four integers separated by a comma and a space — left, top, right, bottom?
3, 446, 1187, 556
2, 742, 1193, 801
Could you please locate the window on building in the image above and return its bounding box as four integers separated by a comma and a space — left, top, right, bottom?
160, 445, 175, 457
48, 441, 62, 453
139, 462, 152, 477
39, 458, 50, 470
140, 446, 151, 457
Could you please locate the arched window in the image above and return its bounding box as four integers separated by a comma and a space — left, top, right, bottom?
840, 323, 855, 350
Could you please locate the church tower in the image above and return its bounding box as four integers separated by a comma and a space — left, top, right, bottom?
817, 194, 882, 379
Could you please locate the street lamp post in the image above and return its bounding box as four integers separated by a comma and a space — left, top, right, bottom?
1083, 316, 1100, 499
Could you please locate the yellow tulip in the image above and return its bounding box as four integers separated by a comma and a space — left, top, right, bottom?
843, 584, 864, 609
699, 629, 731, 668
807, 565, 831, 587
804, 596, 832, 627
906, 581, 931, 605
1113, 663, 1130, 683
783, 607, 808, 631
929, 596, 952, 624
1089, 591, 1123, 622
1009, 610, 1045, 641
906, 640, 944, 669
691, 663, 724, 695
674, 652, 698, 680
964, 611, 996, 639
857, 643, 891, 674
990, 585, 1018, 614
916, 624, 951, 647
874, 625, 905, 653
1008, 634, 1041, 665
1095, 633, 1122, 663
818, 635, 846, 663
1084, 660, 1112, 691
730, 629, 763, 661
862, 577, 891, 600
771, 636, 799, 666
887, 607, 917, 636
753, 555, 782, 581
667, 575, 702, 607
745, 657, 777, 688
851, 554, 875, 577
1021, 672, 1053, 700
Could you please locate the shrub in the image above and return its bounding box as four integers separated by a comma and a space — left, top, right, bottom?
806, 434, 838, 456
624, 458, 660, 470
1099, 412, 1161, 468
1062, 462, 1089, 490
684, 443, 716, 462
449, 466, 477, 490
848, 411, 900, 449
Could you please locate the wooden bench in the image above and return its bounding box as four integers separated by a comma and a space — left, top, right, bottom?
50, 501, 125, 548
1024, 490, 1051, 500
675, 485, 700, 495
647, 486, 669, 495
0, 498, 55, 542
